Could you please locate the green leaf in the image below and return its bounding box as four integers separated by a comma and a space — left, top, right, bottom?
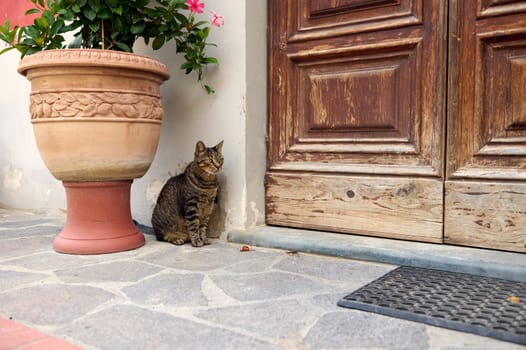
200, 27, 210, 39
50, 34, 65, 48
0, 32, 10, 44
136, 0, 149, 7
152, 35, 165, 50
25, 26, 41, 39
25, 46, 41, 56
205, 57, 218, 64
130, 22, 146, 35
0, 20, 9, 32
83, 7, 97, 21
204, 85, 215, 94
113, 17, 123, 31
49, 19, 64, 37
61, 21, 81, 33
180, 61, 193, 71
193, 21, 208, 27
113, 6, 123, 15
25, 9, 41, 16
59, 9, 76, 21
88, 0, 101, 13
42, 9, 55, 25
174, 13, 189, 26
115, 41, 131, 51
34, 17, 48, 31
88, 21, 100, 32
102, 0, 117, 7
98, 8, 112, 20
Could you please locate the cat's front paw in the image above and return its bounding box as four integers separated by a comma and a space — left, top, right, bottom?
191, 239, 205, 247
169, 238, 186, 245
163, 232, 187, 246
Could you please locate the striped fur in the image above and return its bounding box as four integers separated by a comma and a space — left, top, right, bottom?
151, 140, 224, 247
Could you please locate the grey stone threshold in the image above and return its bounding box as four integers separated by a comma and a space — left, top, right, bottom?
227, 226, 526, 283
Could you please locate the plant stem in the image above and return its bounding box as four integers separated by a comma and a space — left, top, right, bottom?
101, 19, 105, 50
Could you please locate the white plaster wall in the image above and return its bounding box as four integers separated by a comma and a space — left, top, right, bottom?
0, 49, 66, 213
0, 0, 267, 234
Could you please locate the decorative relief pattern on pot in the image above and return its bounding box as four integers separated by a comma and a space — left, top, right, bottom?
29, 92, 164, 120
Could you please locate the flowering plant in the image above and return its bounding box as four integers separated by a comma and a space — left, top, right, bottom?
0, 0, 223, 93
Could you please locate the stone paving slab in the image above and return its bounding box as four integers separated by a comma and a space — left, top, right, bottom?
0, 284, 116, 326
57, 305, 275, 350
0, 208, 523, 350
56, 260, 163, 284
195, 299, 322, 340
304, 311, 430, 350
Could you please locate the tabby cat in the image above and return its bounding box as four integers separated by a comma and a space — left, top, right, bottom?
151, 140, 224, 247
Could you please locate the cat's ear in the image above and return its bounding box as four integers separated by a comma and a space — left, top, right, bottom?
195, 140, 207, 156
214, 140, 224, 153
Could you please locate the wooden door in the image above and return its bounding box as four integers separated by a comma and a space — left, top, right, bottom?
445, 0, 526, 252
266, 0, 526, 252
266, 0, 448, 243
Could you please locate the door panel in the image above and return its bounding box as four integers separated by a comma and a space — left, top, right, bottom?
445, 0, 526, 252
267, 0, 447, 242
477, 0, 526, 18
447, 2, 526, 179
267, 173, 443, 242
445, 181, 526, 251
295, 0, 421, 39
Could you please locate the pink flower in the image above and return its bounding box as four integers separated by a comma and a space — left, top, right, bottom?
186, 0, 204, 14
210, 11, 224, 28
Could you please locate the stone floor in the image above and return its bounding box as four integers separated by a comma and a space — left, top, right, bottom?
0, 208, 523, 350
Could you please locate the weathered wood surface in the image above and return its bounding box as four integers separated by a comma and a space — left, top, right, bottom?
267, 0, 446, 240
445, 0, 526, 252
267, 0, 447, 177
267, 0, 526, 253
445, 181, 526, 253
447, 0, 526, 179
266, 173, 443, 243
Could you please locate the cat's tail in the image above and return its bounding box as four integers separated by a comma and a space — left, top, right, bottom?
132, 220, 155, 236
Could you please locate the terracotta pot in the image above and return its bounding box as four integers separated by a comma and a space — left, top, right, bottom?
18, 49, 170, 254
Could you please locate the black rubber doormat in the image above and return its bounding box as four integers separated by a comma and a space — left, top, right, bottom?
337, 266, 526, 345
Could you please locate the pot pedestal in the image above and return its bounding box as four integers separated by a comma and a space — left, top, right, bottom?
54, 181, 145, 254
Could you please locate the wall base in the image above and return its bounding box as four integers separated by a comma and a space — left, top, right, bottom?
228, 225, 526, 282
